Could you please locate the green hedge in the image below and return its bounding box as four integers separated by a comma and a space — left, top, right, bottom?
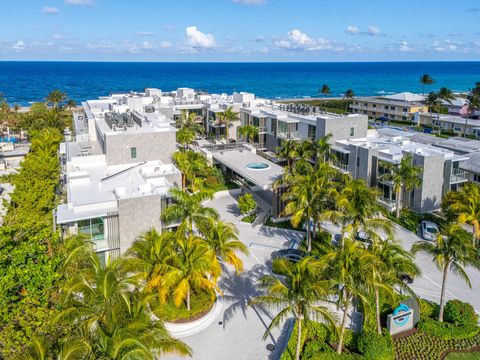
418, 318, 480, 340
445, 300, 479, 327
356, 331, 393, 360
419, 298, 440, 320
281, 321, 332, 360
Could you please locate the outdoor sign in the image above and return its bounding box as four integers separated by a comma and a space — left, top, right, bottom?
387, 303, 414, 335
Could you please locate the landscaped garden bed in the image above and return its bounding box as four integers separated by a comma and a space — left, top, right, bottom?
154, 289, 216, 323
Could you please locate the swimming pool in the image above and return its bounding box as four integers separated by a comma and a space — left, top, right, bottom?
246, 162, 270, 170
0, 136, 17, 143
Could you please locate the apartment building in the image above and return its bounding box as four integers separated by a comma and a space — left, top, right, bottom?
350, 92, 428, 122
416, 112, 480, 138
239, 104, 368, 151
331, 128, 468, 212
56, 96, 181, 263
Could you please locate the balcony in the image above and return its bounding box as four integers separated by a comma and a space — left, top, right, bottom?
331, 162, 349, 172
450, 169, 467, 183
378, 196, 397, 209
277, 131, 300, 140
258, 126, 268, 134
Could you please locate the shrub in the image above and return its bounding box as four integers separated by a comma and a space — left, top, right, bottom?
418, 317, 480, 340
444, 300, 479, 327
357, 331, 393, 360
281, 321, 332, 360
328, 329, 357, 351
419, 298, 439, 320
238, 193, 257, 215
154, 289, 215, 322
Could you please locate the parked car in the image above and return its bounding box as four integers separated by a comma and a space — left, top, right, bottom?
355, 231, 373, 247
400, 273, 414, 284
421, 221, 439, 241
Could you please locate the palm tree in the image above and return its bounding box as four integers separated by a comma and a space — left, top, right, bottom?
368, 238, 420, 334
319, 84, 331, 113
277, 139, 299, 175
425, 91, 442, 133
312, 133, 333, 164
250, 257, 337, 360
177, 110, 204, 136
465, 93, 480, 137
66, 99, 76, 109
420, 74, 435, 98
343, 89, 355, 113
197, 217, 248, 273
163, 234, 220, 311
46, 89, 67, 110
380, 153, 422, 218
323, 234, 375, 354
161, 188, 218, 234
56, 253, 191, 358
176, 127, 195, 151
411, 223, 480, 322
217, 106, 238, 143
172, 150, 208, 191
438, 87, 455, 106
447, 183, 480, 244
237, 124, 259, 144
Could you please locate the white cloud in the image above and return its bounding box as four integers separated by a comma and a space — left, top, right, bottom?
275, 29, 332, 51
134, 31, 154, 37
42, 7, 60, 14
398, 41, 413, 52
254, 35, 265, 42
160, 41, 172, 49
13, 41, 26, 50
232, 0, 266, 5
185, 26, 216, 48
65, 0, 93, 6
53, 34, 62, 39
346, 26, 359, 35
164, 25, 176, 32
367, 26, 381, 36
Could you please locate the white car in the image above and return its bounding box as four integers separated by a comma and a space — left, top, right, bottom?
421, 221, 439, 241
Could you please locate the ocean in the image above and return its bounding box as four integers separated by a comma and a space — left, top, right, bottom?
0, 61, 479, 105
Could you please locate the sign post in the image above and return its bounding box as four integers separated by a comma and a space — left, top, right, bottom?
387, 303, 414, 335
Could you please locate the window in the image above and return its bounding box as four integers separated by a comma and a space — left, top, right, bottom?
390, 106, 395, 110
403, 107, 408, 112
384, 105, 389, 110
130, 147, 137, 159
474, 174, 480, 183
402, 116, 407, 121
372, 104, 377, 108
356, 157, 360, 167
78, 218, 104, 241
307, 125, 316, 139
350, 127, 355, 136
364, 103, 368, 107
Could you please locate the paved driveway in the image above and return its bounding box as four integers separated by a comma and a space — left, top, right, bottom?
165, 193, 304, 360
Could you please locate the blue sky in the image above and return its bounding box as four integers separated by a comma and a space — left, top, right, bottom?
1, 0, 480, 61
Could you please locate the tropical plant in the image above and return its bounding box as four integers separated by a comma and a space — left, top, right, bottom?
217, 106, 238, 143
319, 84, 331, 113
176, 110, 204, 136
312, 133, 334, 164
465, 93, 480, 137
176, 127, 196, 151
172, 150, 209, 191
55, 253, 191, 359
343, 89, 355, 113
238, 193, 257, 216
237, 124, 258, 144
420, 74, 435, 98
162, 234, 220, 311
250, 257, 337, 360
197, 217, 248, 273
368, 238, 420, 334
445, 183, 480, 245
161, 188, 218, 234
46, 90, 67, 110
380, 153, 422, 218
411, 223, 480, 322
323, 234, 376, 354
277, 139, 299, 175
425, 91, 443, 133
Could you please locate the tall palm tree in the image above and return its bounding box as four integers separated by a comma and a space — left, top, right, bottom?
46, 89, 67, 110
312, 133, 333, 164
447, 183, 480, 244
343, 89, 355, 113
277, 139, 299, 175
368, 238, 420, 334
177, 110, 204, 136
250, 257, 337, 360
172, 150, 209, 191
163, 234, 220, 311
380, 153, 422, 218
323, 235, 375, 354
438, 87, 455, 106
420, 74, 435, 98
161, 188, 218, 234
425, 91, 442, 133
197, 217, 248, 273
217, 106, 238, 143
411, 223, 480, 322
176, 127, 195, 151
319, 84, 331, 113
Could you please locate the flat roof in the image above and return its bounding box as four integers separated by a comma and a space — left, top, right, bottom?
212, 150, 283, 190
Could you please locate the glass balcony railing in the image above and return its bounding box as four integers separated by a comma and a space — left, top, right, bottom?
277, 131, 299, 139
450, 169, 467, 183
331, 162, 349, 172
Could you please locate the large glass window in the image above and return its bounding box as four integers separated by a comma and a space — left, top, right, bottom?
130, 147, 137, 159
78, 218, 105, 241
308, 125, 316, 139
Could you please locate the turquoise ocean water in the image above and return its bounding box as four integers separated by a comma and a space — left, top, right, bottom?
0, 61, 479, 105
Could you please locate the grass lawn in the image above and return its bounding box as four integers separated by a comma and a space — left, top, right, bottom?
211, 181, 240, 193
264, 218, 299, 230
445, 352, 480, 359
241, 213, 257, 223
